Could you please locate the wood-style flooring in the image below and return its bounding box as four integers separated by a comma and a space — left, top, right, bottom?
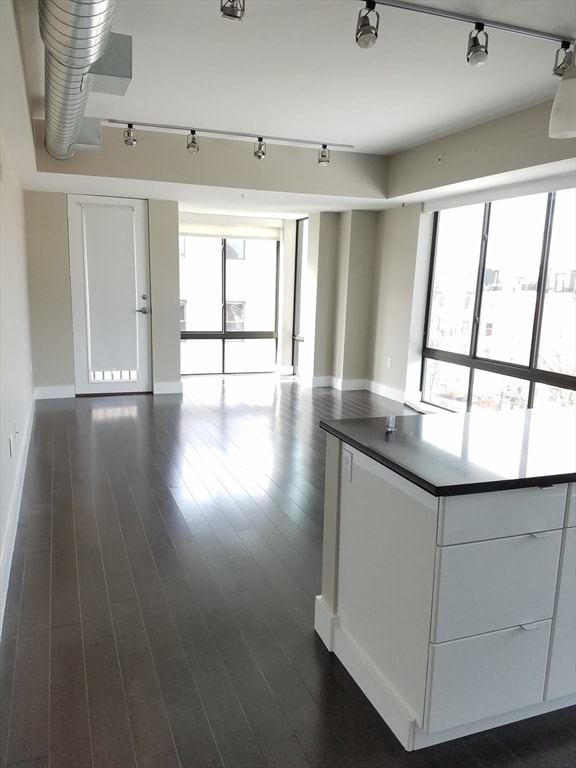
1, 375, 575, 768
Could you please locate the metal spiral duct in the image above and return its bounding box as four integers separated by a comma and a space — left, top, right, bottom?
39, 0, 119, 159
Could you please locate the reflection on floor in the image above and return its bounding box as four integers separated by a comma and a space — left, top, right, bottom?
1, 375, 575, 768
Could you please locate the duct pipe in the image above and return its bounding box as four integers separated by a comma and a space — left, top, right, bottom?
39, 0, 119, 159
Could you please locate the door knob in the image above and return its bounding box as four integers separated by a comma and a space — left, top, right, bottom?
136, 307, 149, 314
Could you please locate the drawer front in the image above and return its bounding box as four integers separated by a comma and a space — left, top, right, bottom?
438, 485, 567, 545
425, 620, 551, 733
431, 531, 561, 643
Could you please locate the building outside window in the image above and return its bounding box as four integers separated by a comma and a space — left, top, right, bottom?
422, 188, 576, 411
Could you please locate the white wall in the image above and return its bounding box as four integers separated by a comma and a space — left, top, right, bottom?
0, 136, 34, 627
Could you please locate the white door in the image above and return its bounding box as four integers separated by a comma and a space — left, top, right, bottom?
68, 195, 152, 394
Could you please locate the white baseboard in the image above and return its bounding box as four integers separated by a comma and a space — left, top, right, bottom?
34, 384, 75, 399
277, 365, 295, 376
314, 595, 337, 651
311, 376, 335, 388
0, 400, 33, 633
369, 380, 405, 403
154, 381, 183, 395
336, 378, 371, 391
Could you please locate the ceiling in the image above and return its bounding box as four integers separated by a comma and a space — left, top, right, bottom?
10, 0, 576, 216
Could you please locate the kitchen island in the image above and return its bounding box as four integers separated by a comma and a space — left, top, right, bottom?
315, 408, 576, 751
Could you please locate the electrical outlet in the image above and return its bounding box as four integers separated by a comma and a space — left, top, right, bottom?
342, 448, 353, 483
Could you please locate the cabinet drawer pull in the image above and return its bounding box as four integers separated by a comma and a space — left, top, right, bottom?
529, 531, 555, 538
520, 622, 540, 631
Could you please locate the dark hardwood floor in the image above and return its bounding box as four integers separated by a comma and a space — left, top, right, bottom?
1, 375, 574, 768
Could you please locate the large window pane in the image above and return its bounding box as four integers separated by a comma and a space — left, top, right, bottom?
226, 240, 277, 332
478, 194, 548, 365
537, 189, 576, 377
181, 340, 221, 374
180, 236, 222, 331
225, 339, 276, 373
427, 204, 484, 354
470, 370, 529, 411
422, 359, 470, 411
533, 383, 575, 409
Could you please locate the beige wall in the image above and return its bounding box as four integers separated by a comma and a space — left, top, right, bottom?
25, 192, 75, 392
0, 136, 34, 623
310, 213, 340, 380
370, 204, 425, 400
388, 101, 575, 200
148, 200, 181, 392
35, 123, 389, 202
342, 211, 378, 382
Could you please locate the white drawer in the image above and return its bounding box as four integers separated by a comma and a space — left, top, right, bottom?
438, 485, 567, 545
425, 620, 551, 733
431, 531, 561, 643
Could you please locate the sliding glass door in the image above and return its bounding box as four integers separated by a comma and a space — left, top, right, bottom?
180, 236, 278, 374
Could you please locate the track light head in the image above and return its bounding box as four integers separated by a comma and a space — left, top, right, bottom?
123, 123, 137, 147
187, 130, 200, 154
318, 144, 330, 166
221, 0, 245, 21
254, 137, 266, 160
552, 41, 573, 78
467, 22, 489, 67
355, 1, 379, 49
549, 57, 576, 138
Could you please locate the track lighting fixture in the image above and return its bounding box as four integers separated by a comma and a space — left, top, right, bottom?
549, 55, 576, 138
552, 41, 573, 78
123, 123, 137, 147
254, 137, 266, 160
467, 22, 488, 67
318, 144, 330, 166
221, 0, 245, 22
187, 130, 199, 154
355, 1, 379, 49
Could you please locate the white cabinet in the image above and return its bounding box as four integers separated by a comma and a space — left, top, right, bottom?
316, 445, 576, 751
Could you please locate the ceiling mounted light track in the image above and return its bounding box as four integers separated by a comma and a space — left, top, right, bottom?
106, 119, 354, 151
187, 130, 200, 153
318, 144, 330, 166
123, 123, 137, 147
220, 0, 245, 22
355, 1, 379, 49
467, 22, 489, 67
254, 137, 266, 160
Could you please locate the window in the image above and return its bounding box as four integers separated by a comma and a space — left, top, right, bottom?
422, 189, 576, 411
179, 236, 278, 374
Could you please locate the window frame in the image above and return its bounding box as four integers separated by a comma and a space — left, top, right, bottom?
421, 191, 576, 411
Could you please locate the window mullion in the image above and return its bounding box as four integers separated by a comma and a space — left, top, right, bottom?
469, 202, 490, 359
529, 193, 555, 371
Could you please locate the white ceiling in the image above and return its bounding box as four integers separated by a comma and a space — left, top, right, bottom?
10, 0, 576, 216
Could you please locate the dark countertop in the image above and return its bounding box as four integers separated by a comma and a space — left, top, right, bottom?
320, 408, 576, 496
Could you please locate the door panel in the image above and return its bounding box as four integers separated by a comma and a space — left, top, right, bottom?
68, 196, 151, 394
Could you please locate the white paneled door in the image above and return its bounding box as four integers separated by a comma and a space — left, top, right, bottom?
68, 196, 152, 394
